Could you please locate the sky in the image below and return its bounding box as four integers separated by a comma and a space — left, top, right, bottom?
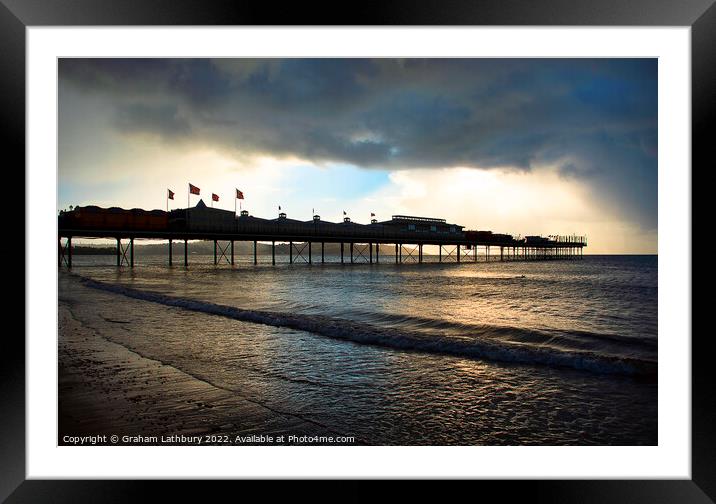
58, 58, 658, 254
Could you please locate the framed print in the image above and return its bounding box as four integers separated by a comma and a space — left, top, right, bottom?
4, 0, 710, 500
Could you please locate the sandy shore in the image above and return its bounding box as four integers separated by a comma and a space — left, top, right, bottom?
58, 292, 330, 446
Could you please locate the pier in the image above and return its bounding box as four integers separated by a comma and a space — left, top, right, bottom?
58, 203, 587, 268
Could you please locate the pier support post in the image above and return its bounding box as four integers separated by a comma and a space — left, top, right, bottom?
419, 244, 423, 263
184, 239, 188, 267
341, 242, 344, 264
67, 237, 72, 268
457, 244, 460, 263
369, 243, 373, 264
289, 241, 293, 264
272, 241, 275, 265
116, 238, 121, 267
321, 242, 325, 263
439, 245, 442, 263
231, 240, 235, 265
376, 243, 379, 263
169, 239, 173, 266
395, 244, 399, 264
130, 238, 134, 267
214, 240, 217, 265
309, 241, 312, 264
500, 246, 503, 262
254, 240, 257, 264
399, 243, 402, 264
474, 244, 477, 262
350, 242, 354, 264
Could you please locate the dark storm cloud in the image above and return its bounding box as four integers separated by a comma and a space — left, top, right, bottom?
113, 103, 191, 139
59, 58, 658, 228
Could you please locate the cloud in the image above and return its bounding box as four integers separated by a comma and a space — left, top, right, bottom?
113, 103, 192, 139
59, 58, 658, 230
363, 167, 656, 254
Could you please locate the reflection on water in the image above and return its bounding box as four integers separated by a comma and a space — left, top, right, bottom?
60, 254, 657, 445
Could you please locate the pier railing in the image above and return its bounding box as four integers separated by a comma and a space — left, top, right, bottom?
58, 225, 586, 268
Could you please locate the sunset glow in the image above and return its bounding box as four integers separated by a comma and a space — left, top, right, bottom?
59, 58, 657, 253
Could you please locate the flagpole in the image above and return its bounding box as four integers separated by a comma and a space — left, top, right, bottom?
187, 183, 190, 209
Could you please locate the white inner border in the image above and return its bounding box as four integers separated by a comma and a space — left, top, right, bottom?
26, 27, 691, 479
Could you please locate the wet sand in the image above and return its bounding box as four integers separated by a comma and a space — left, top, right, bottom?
58, 298, 330, 445
58, 267, 657, 446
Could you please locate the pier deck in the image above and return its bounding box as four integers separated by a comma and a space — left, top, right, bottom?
57, 227, 586, 268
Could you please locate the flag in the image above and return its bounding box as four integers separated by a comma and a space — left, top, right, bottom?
343, 210, 347, 215
279, 205, 281, 211
168, 189, 174, 200
212, 193, 219, 202
189, 183, 200, 195
236, 189, 244, 199
371, 212, 375, 217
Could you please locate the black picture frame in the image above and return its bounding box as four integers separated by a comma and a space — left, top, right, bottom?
3, 0, 709, 500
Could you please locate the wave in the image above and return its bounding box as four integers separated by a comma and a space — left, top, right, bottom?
339, 308, 657, 350
78, 276, 657, 377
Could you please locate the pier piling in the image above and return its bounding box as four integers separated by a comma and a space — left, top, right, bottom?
59, 212, 586, 269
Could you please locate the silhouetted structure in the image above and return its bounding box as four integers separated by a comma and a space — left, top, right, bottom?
58, 201, 587, 268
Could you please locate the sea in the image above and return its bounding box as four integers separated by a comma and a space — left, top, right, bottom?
59, 253, 658, 445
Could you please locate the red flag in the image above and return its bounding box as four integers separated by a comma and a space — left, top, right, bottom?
189, 183, 200, 195
236, 189, 244, 200
168, 189, 175, 200
212, 193, 219, 202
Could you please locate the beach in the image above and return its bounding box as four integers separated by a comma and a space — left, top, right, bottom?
59, 284, 334, 446
58, 256, 658, 446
